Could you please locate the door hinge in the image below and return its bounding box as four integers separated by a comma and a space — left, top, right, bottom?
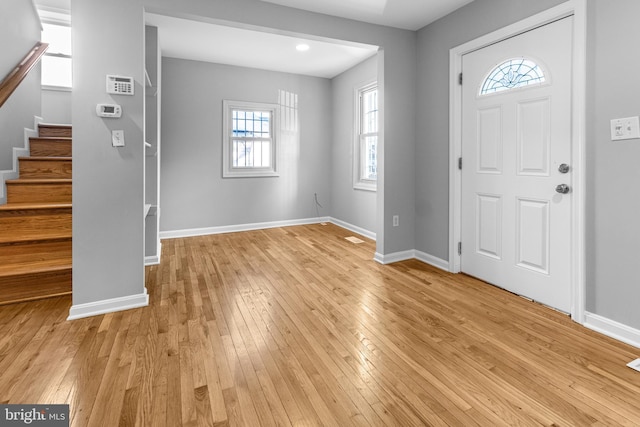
458, 157, 462, 170
459, 73, 463, 85
458, 241, 462, 255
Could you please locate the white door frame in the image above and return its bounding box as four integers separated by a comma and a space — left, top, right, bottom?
448, 0, 587, 323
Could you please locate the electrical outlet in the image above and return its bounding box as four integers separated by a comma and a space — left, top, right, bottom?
392, 215, 399, 227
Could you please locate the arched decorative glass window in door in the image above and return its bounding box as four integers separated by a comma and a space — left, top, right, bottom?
480, 58, 546, 95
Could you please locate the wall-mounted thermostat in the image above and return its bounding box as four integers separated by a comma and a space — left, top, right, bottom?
96, 103, 122, 118
106, 74, 134, 95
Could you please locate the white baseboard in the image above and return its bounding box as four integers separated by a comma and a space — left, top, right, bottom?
144, 242, 162, 266
374, 249, 450, 272
145, 255, 160, 266
374, 250, 415, 265
415, 250, 450, 271
160, 217, 331, 240
328, 217, 376, 241
67, 289, 149, 321
584, 312, 640, 349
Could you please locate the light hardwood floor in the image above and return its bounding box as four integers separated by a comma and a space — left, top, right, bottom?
1, 223, 639, 426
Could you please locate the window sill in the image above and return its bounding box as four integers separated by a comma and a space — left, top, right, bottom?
223, 171, 280, 179
42, 85, 72, 92
354, 181, 377, 192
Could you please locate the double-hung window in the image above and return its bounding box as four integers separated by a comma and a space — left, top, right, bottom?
41, 18, 72, 89
223, 100, 279, 178
354, 82, 378, 191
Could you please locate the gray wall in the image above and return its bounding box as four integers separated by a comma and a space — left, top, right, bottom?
331, 55, 378, 235
160, 58, 332, 232
0, 0, 41, 170
34, 0, 70, 10
71, 0, 145, 305
415, 0, 640, 330
41, 89, 72, 124
586, 0, 640, 328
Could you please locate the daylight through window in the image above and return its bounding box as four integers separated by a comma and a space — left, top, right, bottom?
223, 100, 278, 178
480, 58, 545, 95
354, 82, 378, 191
232, 110, 272, 168
41, 21, 72, 89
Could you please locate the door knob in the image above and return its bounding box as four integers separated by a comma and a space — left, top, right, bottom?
558, 163, 570, 174
555, 184, 570, 194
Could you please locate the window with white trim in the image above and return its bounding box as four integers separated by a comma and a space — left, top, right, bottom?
354, 82, 378, 191
41, 19, 72, 89
223, 100, 279, 178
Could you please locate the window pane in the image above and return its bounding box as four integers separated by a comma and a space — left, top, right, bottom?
42, 23, 72, 55
362, 136, 377, 180
41, 56, 72, 87
362, 89, 378, 134
232, 109, 270, 138
480, 58, 545, 95
232, 140, 271, 168
260, 141, 271, 167
252, 141, 271, 168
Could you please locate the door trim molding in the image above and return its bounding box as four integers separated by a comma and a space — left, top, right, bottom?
448, 0, 587, 323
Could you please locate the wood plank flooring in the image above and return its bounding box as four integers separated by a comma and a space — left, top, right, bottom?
0, 223, 639, 426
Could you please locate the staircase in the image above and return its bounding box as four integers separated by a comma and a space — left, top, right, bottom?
0, 123, 72, 304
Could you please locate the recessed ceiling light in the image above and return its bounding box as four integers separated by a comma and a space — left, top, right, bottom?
296, 44, 310, 52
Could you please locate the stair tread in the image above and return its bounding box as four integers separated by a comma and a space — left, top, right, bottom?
30, 136, 72, 141
19, 156, 72, 161
0, 202, 71, 211
0, 229, 71, 245
6, 178, 72, 184
39, 123, 71, 128
0, 260, 72, 277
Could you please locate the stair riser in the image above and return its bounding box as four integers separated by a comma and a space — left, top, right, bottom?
30, 139, 72, 157
6, 183, 72, 204
19, 159, 72, 179
0, 269, 72, 305
0, 210, 71, 235
38, 125, 72, 138
0, 239, 71, 261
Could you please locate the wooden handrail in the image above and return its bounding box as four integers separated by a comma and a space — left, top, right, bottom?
0, 42, 49, 109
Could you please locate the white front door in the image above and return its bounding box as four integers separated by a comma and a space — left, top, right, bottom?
461, 17, 573, 313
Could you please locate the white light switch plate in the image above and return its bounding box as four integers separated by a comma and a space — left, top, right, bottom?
627, 358, 640, 373
112, 130, 125, 147
610, 116, 640, 141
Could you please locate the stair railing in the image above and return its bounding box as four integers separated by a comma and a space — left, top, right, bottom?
0, 42, 49, 109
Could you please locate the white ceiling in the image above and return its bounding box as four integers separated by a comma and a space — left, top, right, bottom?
145, 14, 379, 79
145, 1, 476, 78
259, 0, 476, 31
